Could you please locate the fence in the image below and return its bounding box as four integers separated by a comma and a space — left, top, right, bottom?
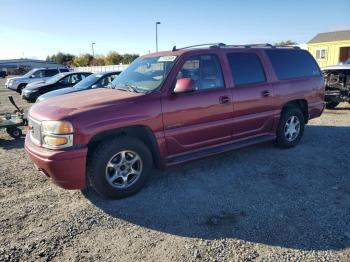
74, 64, 129, 73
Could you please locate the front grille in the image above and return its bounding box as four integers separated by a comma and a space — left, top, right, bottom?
28, 117, 41, 145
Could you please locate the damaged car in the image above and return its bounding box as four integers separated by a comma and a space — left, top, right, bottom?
323, 58, 350, 109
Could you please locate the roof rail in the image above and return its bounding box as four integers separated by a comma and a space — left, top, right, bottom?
171, 43, 301, 52
172, 43, 225, 51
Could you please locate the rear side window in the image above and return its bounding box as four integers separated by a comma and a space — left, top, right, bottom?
227, 52, 266, 86
266, 49, 321, 80
45, 69, 59, 77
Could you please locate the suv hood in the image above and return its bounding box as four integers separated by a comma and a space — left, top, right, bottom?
7, 76, 26, 81
29, 88, 143, 120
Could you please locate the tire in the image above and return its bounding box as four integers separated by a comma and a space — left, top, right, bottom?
276, 106, 305, 148
87, 136, 153, 199
17, 84, 27, 93
6, 127, 22, 139
325, 101, 339, 109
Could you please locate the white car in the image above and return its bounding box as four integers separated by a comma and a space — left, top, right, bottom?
5, 67, 70, 93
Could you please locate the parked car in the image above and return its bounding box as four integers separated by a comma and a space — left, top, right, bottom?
0, 71, 7, 78
22, 72, 92, 102
25, 43, 325, 199
36, 71, 121, 102
5, 67, 70, 93
322, 58, 350, 109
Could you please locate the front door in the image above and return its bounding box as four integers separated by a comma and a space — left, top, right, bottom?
161, 54, 233, 156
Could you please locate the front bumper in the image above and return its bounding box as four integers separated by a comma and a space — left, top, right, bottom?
22, 91, 39, 101
25, 134, 88, 189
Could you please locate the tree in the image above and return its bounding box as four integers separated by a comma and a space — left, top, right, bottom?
46, 52, 75, 65
90, 56, 106, 66
275, 40, 298, 46
104, 51, 123, 65
122, 54, 139, 64
73, 54, 93, 67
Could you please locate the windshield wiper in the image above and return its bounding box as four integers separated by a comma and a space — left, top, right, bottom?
123, 83, 141, 93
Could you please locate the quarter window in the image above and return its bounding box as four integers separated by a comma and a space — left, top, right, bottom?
177, 55, 224, 90
227, 52, 266, 86
266, 49, 321, 80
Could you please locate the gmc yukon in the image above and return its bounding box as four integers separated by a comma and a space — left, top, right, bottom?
25, 43, 325, 198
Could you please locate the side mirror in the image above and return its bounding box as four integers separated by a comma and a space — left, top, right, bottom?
30, 75, 36, 78
91, 84, 98, 89
173, 78, 195, 94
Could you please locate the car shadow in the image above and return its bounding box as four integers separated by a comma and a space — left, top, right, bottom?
84, 125, 350, 251
0, 136, 25, 149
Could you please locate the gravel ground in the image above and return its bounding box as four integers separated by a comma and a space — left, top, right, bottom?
0, 77, 349, 261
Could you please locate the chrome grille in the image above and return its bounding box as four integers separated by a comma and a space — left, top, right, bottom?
28, 117, 41, 145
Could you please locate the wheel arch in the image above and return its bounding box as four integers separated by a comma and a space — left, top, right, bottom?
281, 99, 308, 123
87, 125, 162, 168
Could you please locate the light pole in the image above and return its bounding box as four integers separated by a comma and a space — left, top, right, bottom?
156, 22, 161, 52
91, 42, 95, 57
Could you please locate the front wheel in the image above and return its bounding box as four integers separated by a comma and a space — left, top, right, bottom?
276, 107, 305, 148
87, 137, 153, 199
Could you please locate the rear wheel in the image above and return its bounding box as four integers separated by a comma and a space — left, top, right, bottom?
6, 127, 22, 139
276, 107, 305, 148
87, 137, 153, 199
325, 101, 339, 109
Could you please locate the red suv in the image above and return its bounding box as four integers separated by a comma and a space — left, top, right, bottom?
25, 44, 325, 198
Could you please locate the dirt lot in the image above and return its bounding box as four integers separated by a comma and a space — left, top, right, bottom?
0, 77, 349, 262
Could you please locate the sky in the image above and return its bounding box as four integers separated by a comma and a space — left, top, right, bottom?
0, 0, 349, 60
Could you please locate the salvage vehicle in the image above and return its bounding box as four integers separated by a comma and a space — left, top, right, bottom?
22, 72, 92, 102
25, 43, 325, 198
5, 67, 70, 93
322, 58, 350, 109
36, 71, 121, 102
0, 96, 27, 139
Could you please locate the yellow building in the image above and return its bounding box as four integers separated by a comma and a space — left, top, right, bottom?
307, 30, 350, 67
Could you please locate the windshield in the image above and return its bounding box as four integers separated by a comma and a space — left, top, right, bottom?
111, 55, 177, 93
46, 73, 65, 84
73, 73, 102, 89
23, 69, 37, 77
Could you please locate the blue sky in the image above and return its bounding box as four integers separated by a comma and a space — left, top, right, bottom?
0, 0, 349, 59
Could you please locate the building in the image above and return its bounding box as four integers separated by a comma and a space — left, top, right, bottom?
307, 30, 350, 67
0, 59, 65, 73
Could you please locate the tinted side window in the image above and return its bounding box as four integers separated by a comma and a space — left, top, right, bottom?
45, 69, 59, 77
266, 49, 321, 80
177, 55, 224, 90
227, 53, 266, 86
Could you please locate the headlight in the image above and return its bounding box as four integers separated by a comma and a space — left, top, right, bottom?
41, 121, 74, 149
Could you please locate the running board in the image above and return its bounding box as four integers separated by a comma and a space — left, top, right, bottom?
166, 135, 275, 166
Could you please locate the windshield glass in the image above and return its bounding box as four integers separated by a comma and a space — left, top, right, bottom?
46, 73, 66, 84
23, 69, 37, 77
111, 55, 177, 93
74, 73, 101, 89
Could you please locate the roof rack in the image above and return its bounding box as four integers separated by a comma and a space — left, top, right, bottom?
172, 43, 300, 51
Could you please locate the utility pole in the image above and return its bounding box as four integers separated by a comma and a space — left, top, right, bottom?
156, 22, 161, 52
91, 42, 95, 57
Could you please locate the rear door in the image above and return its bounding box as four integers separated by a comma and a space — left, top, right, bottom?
226, 50, 275, 139
161, 54, 234, 156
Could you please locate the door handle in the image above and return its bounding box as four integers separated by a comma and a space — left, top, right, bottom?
262, 90, 271, 97
219, 96, 230, 104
